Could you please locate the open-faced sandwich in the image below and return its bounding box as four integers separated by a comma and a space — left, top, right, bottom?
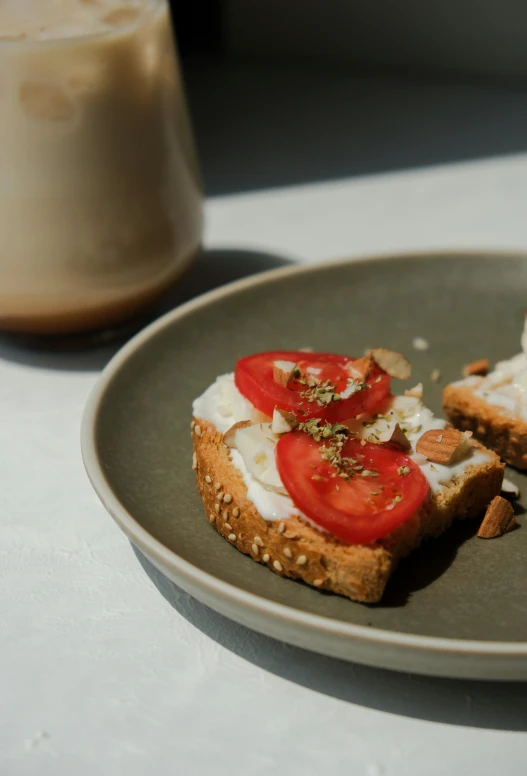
444, 314, 527, 471
192, 349, 504, 603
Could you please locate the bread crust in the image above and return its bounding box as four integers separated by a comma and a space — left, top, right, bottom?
192, 418, 504, 603
443, 383, 527, 470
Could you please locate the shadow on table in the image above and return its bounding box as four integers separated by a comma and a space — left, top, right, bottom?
134, 546, 527, 732
0, 247, 293, 373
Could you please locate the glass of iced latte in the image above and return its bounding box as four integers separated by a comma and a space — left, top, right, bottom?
0, 0, 203, 335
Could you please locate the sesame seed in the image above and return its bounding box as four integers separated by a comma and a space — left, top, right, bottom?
214, 504, 220, 514
232, 507, 240, 518
191, 420, 196, 430
205, 475, 212, 484
228, 533, 236, 541
297, 555, 307, 565
262, 553, 270, 562
192, 452, 197, 470
252, 543, 259, 555
273, 560, 283, 571
254, 536, 264, 547
224, 523, 232, 531
217, 493, 224, 502
223, 493, 232, 504
214, 482, 221, 490
278, 522, 285, 534
209, 513, 216, 523
284, 547, 292, 559
194, 425, 202, 437
313, 579, 323, 587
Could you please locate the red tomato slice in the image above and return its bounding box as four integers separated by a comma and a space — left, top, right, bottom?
276, 433, 429, 544
235, 351, 390, 422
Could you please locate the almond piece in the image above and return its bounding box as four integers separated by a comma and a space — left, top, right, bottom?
223, 420, 252, 447
477, 496, 516, 539
273, 360, 296, 387
370, 348, 411, 380
405, 382, 423, 399
415, 427, 466, 465
271, 408, 298, 435
381, 423, 411, 452
501, 478, 520, 500
462, 358, 490, 377
346, 355, 372, 381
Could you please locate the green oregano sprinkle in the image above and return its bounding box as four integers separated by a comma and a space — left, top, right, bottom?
298, 418, 362, 479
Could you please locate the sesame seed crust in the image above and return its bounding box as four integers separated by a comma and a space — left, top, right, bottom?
192, 416, 503, 602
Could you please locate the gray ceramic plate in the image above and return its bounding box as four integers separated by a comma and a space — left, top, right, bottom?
82, 251, 527, 680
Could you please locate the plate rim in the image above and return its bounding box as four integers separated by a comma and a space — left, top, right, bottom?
81, 249, 527, 673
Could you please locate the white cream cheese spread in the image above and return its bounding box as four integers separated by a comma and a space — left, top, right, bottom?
453, 317, 527, 422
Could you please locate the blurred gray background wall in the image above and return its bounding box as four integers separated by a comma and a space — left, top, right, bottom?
224, 0, 527, 81
173, 0, 527, 82
171, 1, 527, 196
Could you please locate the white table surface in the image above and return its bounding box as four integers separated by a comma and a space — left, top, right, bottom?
3, 154, 527, 775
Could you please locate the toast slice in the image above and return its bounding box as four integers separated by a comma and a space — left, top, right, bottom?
192, 380, 504, 603
443, 378, 527, 470
444, 314, 527, 470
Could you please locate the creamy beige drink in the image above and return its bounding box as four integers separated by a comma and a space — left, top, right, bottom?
0, 0, 202, 334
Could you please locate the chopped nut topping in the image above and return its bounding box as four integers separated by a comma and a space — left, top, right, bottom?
381, 423, 411, 452
412, 337, 429, 351
462, 358, 490, 377
223, 420, 252, 447
273, 360, 297, 387
346, 355, 372, 381
501, 478, 520, 500
370, 348, 412, 380
477, 496, 516, 538
405, 382, 423, 399
415, 427, 468, 465
271, 407, 299, 434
